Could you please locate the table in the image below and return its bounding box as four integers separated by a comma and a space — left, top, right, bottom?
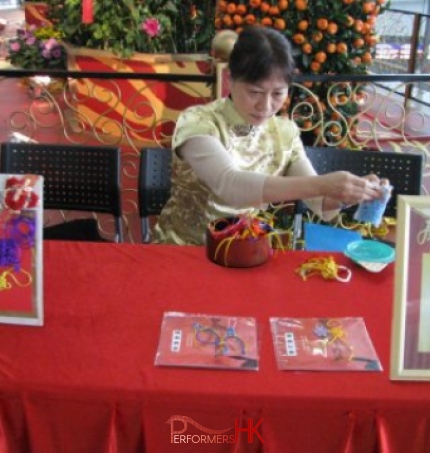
0, 241, 429, 453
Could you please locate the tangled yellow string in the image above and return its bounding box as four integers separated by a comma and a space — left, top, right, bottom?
337, 213, 392, 239
296, 256, 351, 283
0, 268, 32, 291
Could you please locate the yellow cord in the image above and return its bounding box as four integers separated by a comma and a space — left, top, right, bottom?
296, 256, 351, 282
0, 268, 32, 291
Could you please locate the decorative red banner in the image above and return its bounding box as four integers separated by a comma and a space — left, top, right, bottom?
82, 0, 94, 24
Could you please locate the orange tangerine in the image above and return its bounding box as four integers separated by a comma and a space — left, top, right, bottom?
233, 14, 244, 25
327, 22, 338, 34
329, 95, 338, 106
244, 14, 256, 25
314, 51, 327, 63
278, 0, 289, 10
362, 2, 376, 13
226, 3, 237, 14
269, 6, 280, 15
306, 95, 317, 104
353, 38, 365, 48
365, 34, 378, 45
330, 124, 341, 134
298, 20, 309, 31
292, 33, 306, 44
310, 61, 321, 72
236, 4, 247, 15
218, 1, 228, 12
312, 31, 323, 42
274, 18, 286, 30
336, 42, 348, 53
326, 42, 337, 53
250, 0, 262, 8
361, 52, 372, 63
261, 17, 273, 26
302, 43, 312, 54
345, 15, 354, 27
295, 0, 308, 11
317, 18, 328, 30
223, 14, 233, 26
260, 2, 270, 13
354, 20, 364, 32
362, 23, 371, 34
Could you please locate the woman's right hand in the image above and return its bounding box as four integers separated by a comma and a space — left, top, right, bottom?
319, 171, 385, 207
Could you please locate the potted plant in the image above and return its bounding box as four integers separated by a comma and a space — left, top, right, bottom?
7, 23, 66, 70
6, 23, 67, 95
27, 0, 217, 148
46, 0, 215, 57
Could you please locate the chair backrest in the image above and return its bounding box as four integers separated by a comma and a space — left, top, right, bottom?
0, 142, 123, 242
304, 146, 423, 218
138, 147, 172, 243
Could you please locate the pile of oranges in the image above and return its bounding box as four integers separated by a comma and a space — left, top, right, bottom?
215, 0, 388, 73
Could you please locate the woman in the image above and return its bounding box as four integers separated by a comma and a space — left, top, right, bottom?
155, 26, 385, 245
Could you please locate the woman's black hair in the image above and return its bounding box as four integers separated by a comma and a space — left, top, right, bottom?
228, 26, 295, 85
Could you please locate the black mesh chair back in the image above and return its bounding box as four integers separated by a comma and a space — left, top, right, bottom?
303, 146, 423, 218
0, 142, 123, 242
138, 147, 172, 243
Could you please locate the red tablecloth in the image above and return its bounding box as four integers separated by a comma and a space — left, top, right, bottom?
0, 241, 429, 453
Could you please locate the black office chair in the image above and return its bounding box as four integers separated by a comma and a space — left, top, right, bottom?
138, 147, 172, 243
0, 142, 123, 242
300, 146, 423, 219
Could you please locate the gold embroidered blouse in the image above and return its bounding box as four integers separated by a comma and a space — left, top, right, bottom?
154, 97, 313, 245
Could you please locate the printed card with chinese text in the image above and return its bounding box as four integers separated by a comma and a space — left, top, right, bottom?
270, 317, 382, 371
155, 312, 259, 370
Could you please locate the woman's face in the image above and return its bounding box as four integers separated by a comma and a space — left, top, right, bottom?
230, 70, 289, 126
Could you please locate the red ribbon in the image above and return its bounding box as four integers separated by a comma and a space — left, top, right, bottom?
82, 0, 94, 24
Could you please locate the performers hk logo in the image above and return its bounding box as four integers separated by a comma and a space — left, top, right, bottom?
166, 415, 264, 444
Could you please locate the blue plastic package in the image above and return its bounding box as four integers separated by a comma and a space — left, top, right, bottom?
353, 184, 393, 226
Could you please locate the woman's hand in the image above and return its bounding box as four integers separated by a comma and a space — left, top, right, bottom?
319, 171, 388, 207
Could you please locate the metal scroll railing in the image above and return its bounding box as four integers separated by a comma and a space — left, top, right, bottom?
0, 69, 428, 242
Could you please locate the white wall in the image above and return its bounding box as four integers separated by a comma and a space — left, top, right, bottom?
390, 0, 430, 14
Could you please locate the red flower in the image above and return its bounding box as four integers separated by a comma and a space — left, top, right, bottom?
141, 18, 162, 38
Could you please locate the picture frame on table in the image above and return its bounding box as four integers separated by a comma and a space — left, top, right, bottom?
391, 195, 430, 380
0, 174, 44, 326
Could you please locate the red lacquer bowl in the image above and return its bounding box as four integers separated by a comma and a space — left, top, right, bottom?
206, 217, 272, 268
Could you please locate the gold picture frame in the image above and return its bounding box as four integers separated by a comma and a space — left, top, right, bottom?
391, 195, 430, 380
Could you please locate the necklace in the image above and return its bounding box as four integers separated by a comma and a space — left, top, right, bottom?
231, 124, 257, 137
